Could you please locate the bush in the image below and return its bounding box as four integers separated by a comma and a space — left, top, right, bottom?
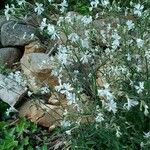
1, 0, 150, 149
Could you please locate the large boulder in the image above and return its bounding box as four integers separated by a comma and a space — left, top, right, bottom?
1, 21, 38, 46
0, 47, 22, 66
0, 73, 27, 107
19, 99, 66, 128
20, 53, 58, 92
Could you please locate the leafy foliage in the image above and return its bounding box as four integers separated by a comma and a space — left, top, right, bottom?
0, 118, 49, 150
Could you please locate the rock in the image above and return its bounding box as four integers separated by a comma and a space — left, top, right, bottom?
0, 15, 7, 29
19, 92, 93, 128
1, 21, 38, 46
96, 70, 106, 87
21, 13, 42, 27
92, 18, 119, 47
0, 47, 22, 66
48, 92, 66, 106
0, 73, 27, 107
20, 53, 58, 92
19, 99, 66, 128
57, 31, 67, 45
0, 15, 8, 47
24, 41, 46, 54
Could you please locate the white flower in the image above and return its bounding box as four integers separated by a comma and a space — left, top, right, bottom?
123, 96, 139, 110
126, 20, 134, 30
100, 30, 106, 39
81, 38, 89, 48
95, 13, 99, 19
66, 130, 72, 135
126, 53, 132, 61
136, 65, 142, 72
66, 92, 76, 105
145, 50, 150, 60
133, 4, 144, 17
98, 83, 115, 101
5, 107, 18, 116
80, 52, 91, 64
4, 4, 15, 20
140, 142, 144, 147
48, 0, 53, 3
27, 91, 33, 97
59, 0, 68, 13
111, 32, 121, 49
63, 109, 68, 116
30, 33, 34, 39
135, 82, 144, 94
17, 0, 26, 6
57, 17, 64, 26
57, 45, 68, 65
95, 112, 104, 123
55, 82, 73, 95
116, 126, 122, 138
105, 100, 117, 114
112, 32, 121, 40
47, 24, 59, 40
68, 33, 79, 43
40, 86, 50, 94
65, 15, 73, 24
143, 131, 150, 139
136, 38, 144, 48
144, 104, 149, 116
61, 120, 71, 128
34, 3, 44, 15
51, 32, 59, 40
101, 0, 110, 7
47, 24, 55, 35
90, 0, 99, 8
81, 16, 92, 25
40, 18, 47, 31
112, 39, 120, 49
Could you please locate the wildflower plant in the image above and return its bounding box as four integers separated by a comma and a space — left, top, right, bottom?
2, 0, 150, 149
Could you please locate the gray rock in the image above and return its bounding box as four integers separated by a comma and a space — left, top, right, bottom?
0, 15, 8, 48
0, 73, 27, 107
20, 53, 58, 92
0, 47, 22, 66
1, 21, 38, 46
22, 14, 42, 27
0, 15, 8, 29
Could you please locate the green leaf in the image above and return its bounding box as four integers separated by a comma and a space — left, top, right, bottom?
0, 121, 6, 129
16, 118, 28, 134
22, 136, 29, 146
41, 145, 48, 150
2, 137, 18, 149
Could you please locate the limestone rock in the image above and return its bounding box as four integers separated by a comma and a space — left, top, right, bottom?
19, 92, 93, 128
20, 53, 58, 92
0, 47, 22, 66
1, 21, 38, 46
48, 92, 66, 106
19, 99, 66, 128
0, 74, 27, 107
24, 41, 45, 54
